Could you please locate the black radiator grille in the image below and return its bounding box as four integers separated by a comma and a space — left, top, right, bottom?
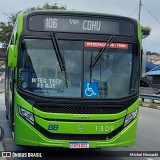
35, 104, 125, 114
36, 124, 122, 141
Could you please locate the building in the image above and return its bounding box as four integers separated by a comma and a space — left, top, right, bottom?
140, 61, 160, 94
145, 69, 160, 90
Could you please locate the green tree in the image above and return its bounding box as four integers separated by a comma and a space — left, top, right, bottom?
0, 13, 16, 49
146, 51, 160, 56
141, 26, 152, 39
0, 3, 67, 50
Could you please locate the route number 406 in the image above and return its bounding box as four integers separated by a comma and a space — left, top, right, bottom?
96, 126, 114, 132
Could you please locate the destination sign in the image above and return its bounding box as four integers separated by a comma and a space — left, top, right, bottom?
28, 15, 134, 35
43, 17, 119, 34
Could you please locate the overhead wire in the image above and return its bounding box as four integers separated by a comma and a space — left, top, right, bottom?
142, 4, 160, 24
129, 2, 160, 25
129, 6, 139, 17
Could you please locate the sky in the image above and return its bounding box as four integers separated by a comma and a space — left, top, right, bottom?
0, 0, 160, 53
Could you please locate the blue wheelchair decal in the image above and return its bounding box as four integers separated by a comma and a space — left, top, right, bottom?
83, 82, 99, 98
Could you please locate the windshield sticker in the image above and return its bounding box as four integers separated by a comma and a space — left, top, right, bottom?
30, 78, 64, 89
84, 41, 128, 49
22, 82, 27, 88
83, 82, 99, 98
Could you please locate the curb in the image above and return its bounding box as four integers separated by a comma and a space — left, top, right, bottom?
0, 141, 6, 160
0, 141, 4, 151
141, 104, 160, 110
0, 126, 5, 158
0, 91, 4, 94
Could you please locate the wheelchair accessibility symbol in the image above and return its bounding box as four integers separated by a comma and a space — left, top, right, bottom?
83, 82, 98, 98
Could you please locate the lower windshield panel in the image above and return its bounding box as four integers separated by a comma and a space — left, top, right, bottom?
18, 39, 82, 97
84, 42, 138, 98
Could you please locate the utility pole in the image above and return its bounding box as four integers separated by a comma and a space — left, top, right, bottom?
138, 0, 142, 22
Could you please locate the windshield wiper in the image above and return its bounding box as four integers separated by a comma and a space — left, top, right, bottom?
90, 35, 116, 68
50, 33, 68, 87
50, 33, 65, 71
89, 48, 93, 83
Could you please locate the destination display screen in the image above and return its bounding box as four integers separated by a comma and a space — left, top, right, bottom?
28, 15, 134, 35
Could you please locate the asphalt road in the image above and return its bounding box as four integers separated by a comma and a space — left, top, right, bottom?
0, 92, 160, 160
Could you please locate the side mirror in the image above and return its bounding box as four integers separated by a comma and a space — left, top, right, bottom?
7, 45, 18, 68
8, 45, 14, 68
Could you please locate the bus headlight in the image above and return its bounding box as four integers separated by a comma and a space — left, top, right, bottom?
19, 107, 34, 125
124, 110, 138, 127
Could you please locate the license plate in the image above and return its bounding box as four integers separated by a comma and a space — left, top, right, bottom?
69, 142, 89, 149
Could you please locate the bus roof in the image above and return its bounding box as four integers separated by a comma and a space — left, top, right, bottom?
22, 10, 137, 22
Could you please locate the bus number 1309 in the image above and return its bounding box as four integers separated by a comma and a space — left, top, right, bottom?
96, 126, 114, 132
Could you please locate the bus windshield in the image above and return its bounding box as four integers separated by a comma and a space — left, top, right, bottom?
18, 38, 138, 98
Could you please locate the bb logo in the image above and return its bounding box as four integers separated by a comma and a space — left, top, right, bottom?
48, 124, 59, 130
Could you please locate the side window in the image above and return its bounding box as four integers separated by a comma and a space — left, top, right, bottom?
10, 21, 18, 45
10, 35, 14, 45
13, 22, 18, 45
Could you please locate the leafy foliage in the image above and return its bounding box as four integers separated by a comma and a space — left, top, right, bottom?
27, 2, 67, 11
146, 51, 160, 56
141, 26, 152, 32
0, 3, 67, 50
141, 26, 151, 39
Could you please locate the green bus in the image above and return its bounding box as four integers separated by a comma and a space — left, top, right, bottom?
5, 10, 142, 148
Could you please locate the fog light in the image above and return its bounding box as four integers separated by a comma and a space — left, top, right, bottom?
124, 110, 138, 127
19, 107, 34, 125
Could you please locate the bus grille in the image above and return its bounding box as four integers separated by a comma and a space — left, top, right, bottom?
36, 124, 122, 141
35, 104, 125, 114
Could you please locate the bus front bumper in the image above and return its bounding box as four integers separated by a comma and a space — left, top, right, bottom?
14, 114, 138, 148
